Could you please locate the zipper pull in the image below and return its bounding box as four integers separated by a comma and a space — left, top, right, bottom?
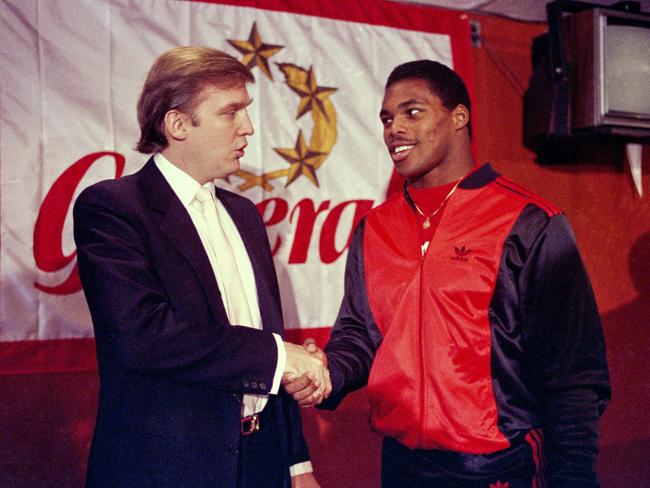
420, 241, 429, 259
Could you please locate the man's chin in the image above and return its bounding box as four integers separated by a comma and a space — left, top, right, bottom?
223, 159, 241, 178
208, 162, 240, 182
395, 163, 417, 180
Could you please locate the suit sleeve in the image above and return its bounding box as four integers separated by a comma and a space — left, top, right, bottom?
281, 391, 311, 467
319, 219, 383, 410
520, 212, 611, 487
246, 205, 312, 468
73, 182, 278, 394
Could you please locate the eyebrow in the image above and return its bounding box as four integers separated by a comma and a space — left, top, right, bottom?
220, 97, 254, 112
397, 99, 425, 109
379, 98, 424, 117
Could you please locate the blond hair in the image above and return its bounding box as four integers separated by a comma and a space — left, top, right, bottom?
136, 46, 254, 154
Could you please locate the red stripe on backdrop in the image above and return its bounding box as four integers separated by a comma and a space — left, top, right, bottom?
0, 339, 97, 376
0, 328, 333, 375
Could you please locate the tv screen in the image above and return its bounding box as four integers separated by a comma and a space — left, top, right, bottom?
605, 19, 650, 117
568, 8, 650, 136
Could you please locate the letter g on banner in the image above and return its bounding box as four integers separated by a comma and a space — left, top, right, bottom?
33, 151, 126, 295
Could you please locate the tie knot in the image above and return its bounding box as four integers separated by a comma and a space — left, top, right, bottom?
194, 186, 214, 207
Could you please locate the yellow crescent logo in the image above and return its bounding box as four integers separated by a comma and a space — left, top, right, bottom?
227, 22, 337, 192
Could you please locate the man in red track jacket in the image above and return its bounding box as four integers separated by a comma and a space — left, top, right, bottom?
287, 60, 610, 487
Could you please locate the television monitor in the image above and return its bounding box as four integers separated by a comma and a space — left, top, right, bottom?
566, 7, 650, 137
523, 1, 650, 158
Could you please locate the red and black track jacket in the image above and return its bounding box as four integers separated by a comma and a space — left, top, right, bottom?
320, 164, 610, 484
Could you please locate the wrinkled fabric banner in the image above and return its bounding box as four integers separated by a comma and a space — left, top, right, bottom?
0, 0, 472, 372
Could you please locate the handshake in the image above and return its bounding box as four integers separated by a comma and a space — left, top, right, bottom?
282, 339, 331, 407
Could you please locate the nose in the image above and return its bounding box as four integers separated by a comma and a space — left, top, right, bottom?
239, 110, 254, 136
385, 117, 405, 140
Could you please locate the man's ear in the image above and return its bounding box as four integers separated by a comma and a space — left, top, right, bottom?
163, 109, 189, 142
452, 104, 470, 131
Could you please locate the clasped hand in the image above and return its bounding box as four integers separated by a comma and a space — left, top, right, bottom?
282, 339, 331, 407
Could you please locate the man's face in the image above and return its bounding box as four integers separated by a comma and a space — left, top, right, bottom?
380, 78, 458, 187
183, 82, 254, 183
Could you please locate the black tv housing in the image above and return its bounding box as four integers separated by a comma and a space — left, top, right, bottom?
524, 0, 650, 162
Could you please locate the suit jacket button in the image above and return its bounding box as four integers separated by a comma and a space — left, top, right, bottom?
228, 445, 239, 456
260, 382, 266, 391
243, 381, 250, 388
232, 394, 241, 403
251, 381, 258, 389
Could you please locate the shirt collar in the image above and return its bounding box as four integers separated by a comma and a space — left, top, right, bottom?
154, 152, 216, 206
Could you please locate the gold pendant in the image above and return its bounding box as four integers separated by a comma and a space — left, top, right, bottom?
422, 218, 430, 229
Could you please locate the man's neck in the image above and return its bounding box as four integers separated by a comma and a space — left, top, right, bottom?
410, 159, 476, 189
160, 147, 207, 184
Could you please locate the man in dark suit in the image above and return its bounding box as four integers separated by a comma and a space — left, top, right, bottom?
73, 46, 329, 488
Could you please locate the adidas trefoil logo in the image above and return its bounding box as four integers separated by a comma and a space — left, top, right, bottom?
451, 245, 472, 262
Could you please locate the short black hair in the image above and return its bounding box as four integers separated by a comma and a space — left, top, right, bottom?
386, 60, 472, 138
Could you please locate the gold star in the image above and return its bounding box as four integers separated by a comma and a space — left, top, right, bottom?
278, 64, 337, 120
274, 131, 326, 187
295, 66, 337, 120
227, 22, 283, 80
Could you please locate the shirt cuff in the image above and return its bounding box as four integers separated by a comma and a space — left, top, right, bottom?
290, 461, 313, 477
270, 333, 285, 395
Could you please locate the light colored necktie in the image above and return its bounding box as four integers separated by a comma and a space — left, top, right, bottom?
193, 186, 253, 326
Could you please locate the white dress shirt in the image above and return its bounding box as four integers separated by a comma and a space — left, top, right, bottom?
154, 153, 285, 413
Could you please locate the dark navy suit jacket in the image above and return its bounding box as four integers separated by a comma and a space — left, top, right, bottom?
73, 158, 308, 487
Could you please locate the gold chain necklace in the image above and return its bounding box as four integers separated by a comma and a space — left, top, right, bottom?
406, 176, 464, 230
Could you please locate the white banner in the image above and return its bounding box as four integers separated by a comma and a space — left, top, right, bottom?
1, 0, 465, 347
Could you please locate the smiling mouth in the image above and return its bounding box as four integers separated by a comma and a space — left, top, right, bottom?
393, 144, 414, 154
390, 143, 415, 162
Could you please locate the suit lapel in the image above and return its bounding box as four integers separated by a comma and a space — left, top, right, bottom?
138, 159, 229, 323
